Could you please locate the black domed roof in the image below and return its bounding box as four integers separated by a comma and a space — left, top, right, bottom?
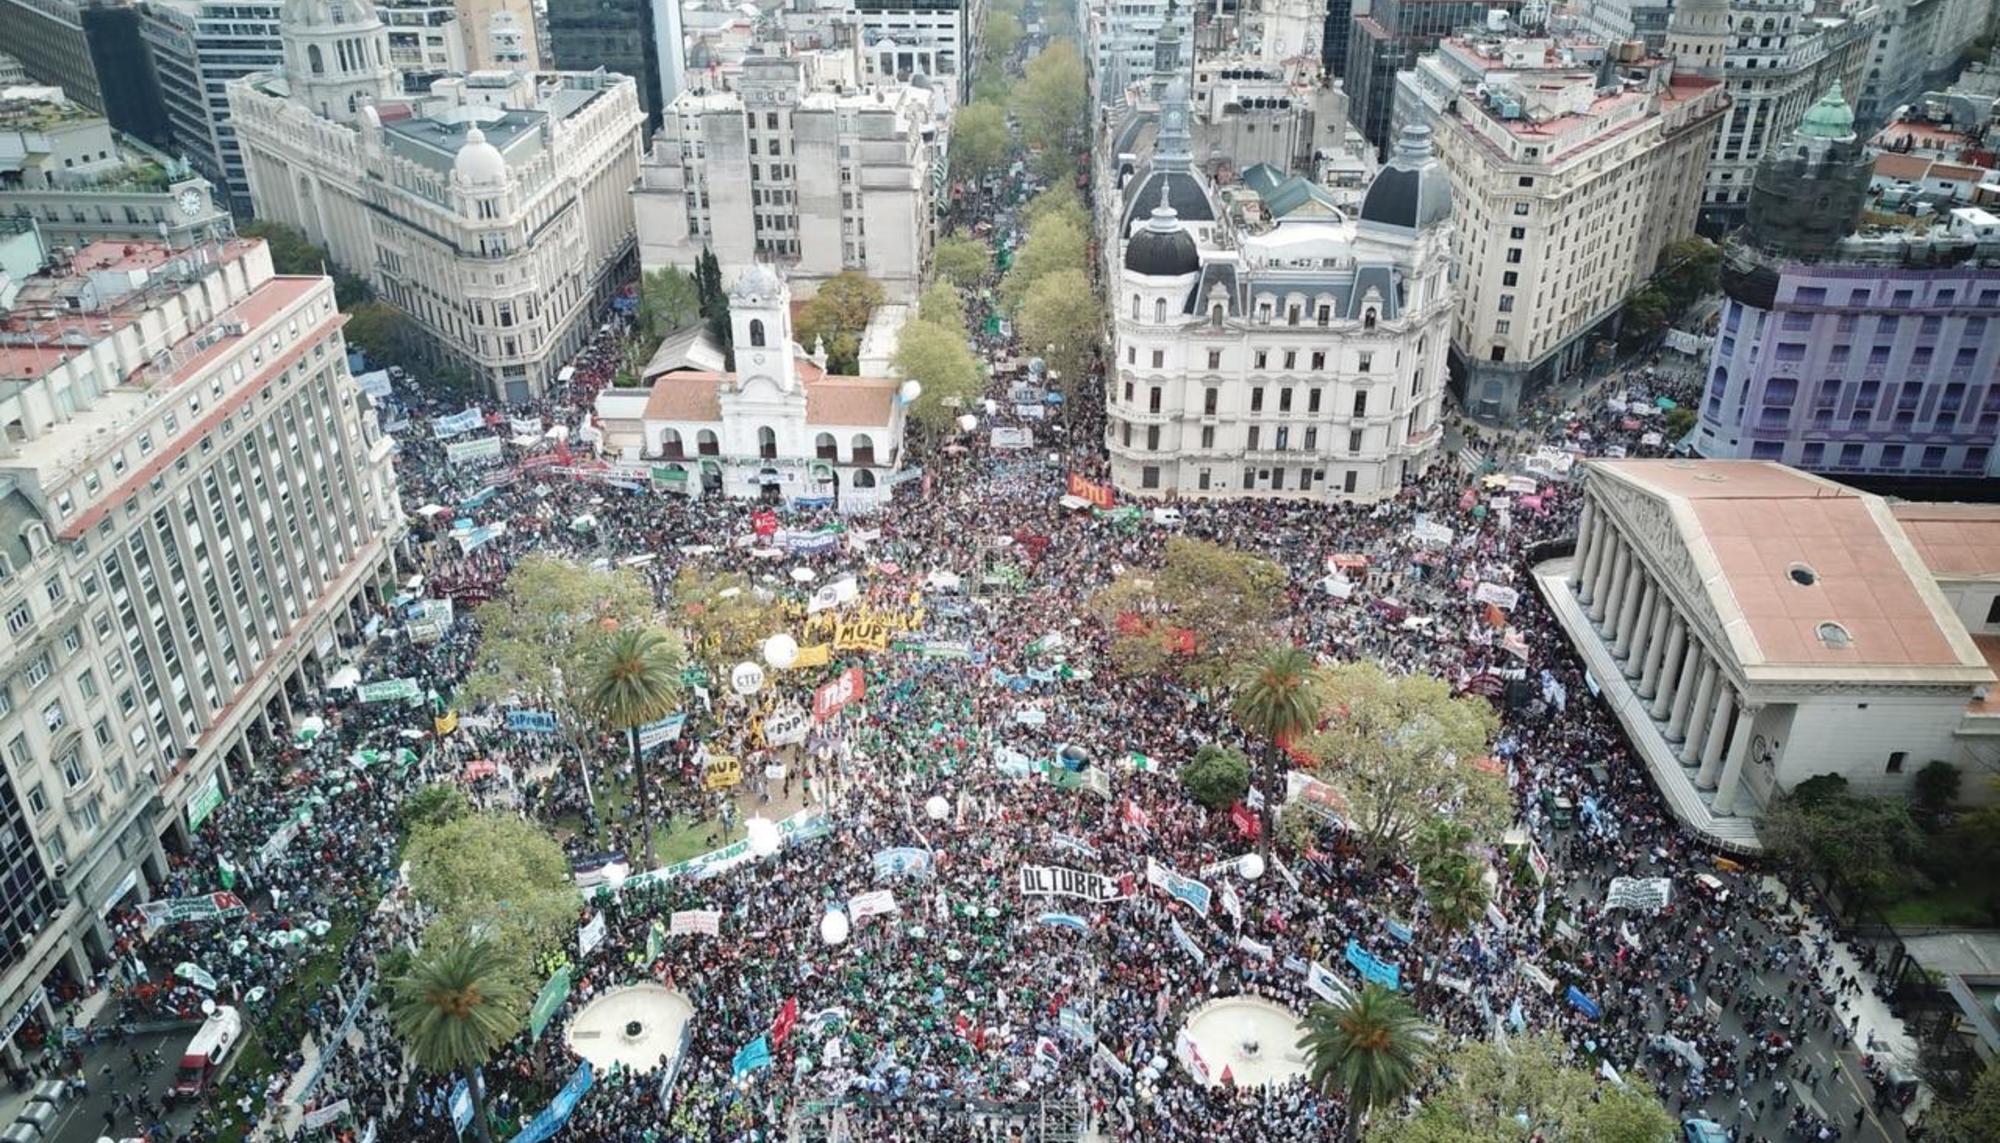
1125, 224, 1200, 277
1359, 124, 1451, 230
1122, 169, 1215, 231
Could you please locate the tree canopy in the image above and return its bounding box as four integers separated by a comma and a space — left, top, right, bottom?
1302, 661, 1505, 853
240, 219, 370, 308
918, 281, 968, 331
1089, 536, 1288, 691
893, 315, 984, 430
1012, 41, 1086, 178
933, 235, 993, 288
1181, 744, 1250, 811
342, 300, 426, 367
1762, 774, 1928, 906
797, 272, 885, 374
460, 556, 658, 730
403, 813, 575, 978
673, 565, 788, 672
1001, 212, 1088, 313
637, 266, 702, 346
951, 101, 1011, 183
1372, 1035, 1676, 1143
1014, 268, 1097, 396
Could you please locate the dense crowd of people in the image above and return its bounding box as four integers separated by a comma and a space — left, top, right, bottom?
12, 89, 1920, 1143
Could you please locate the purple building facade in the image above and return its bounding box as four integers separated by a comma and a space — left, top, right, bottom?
1695, 228, 2000, 480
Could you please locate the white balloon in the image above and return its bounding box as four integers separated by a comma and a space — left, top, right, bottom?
898, 379, 923, 403
730, 661, 766, 695
981, 398, 998, 415
956, 414, 979, 433
1238, 853, 1266, 881
820, 910, 851, 945
925, 795, 950, 821
762, 633, 800, 669
746, 817, 781, 857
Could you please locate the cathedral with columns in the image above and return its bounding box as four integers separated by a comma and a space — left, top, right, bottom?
1533, 459, 2000, 851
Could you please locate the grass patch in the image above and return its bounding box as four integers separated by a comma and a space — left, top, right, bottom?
1884, 882, 1996, 928
208, 916, 363, 1142
552, 777, 729, 867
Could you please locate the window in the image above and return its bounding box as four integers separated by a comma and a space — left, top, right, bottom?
60, 750, 86, 789
1311, 351, 1325, 371
25, 782, 47, 816
1141, 466, 1160, 489
1357, 352, 1372, 373
43, 700, 66, 733
748, 319, 766, 348
1207, 350, 1222, 371
1886, 751, 1906, 774
1253, 351, 1268, 370
1251, 388, 1265, 413
1278, 389, 1293, 413
1204, 388, 1218, 415
1200, 426, 1215, 449
6, 603, 30, 635
1151, 350, 1165, 369
1145, 426, 1160, 450
1308, 389, 1322, 414
1353, 392, 1368, 417
1247, 426, 1261, 449
1349, 429, 1363, 452
1283, 350, 1297, 371
25, 654, 50, 688
1343, 471, 1358, 494
61, 627, 80, 654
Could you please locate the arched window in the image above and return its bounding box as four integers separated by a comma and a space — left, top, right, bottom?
696, 429, 720, 455
853, 470, 877, 488
1131, 295, 1141, 320
1210, 303, 1224, 328
749, 318, 766, 348
814, 431, 837, 460
852, 433, 875, 463
1154, 298, 1167, 323
308, 44, 324, 74
661, 428, 684, 457
757, 425, 777, 459
1363, 308, 1377, 330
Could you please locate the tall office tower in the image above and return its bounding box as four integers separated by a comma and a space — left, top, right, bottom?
139, 0, 286, 215
0, 0, 103, 110
80, 1, 173, 150
548, 0, 665, 129
1345, 0, 1521, 156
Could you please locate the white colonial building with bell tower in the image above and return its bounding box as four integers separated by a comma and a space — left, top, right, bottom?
228, 0, 646, 401
591, 265, 911, 512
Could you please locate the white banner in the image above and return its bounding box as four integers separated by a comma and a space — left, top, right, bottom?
302, 1099, 352, 1130
761, 706, 810, 747
669, 909, 722, 937
509, 415, 545, 437
1412, 519, 1455, 547
1018, 864, 1126, 902
847, 889, 899, 921
578, 912, 606, 956
807, 575, 861, 614
990, 427, 1034, 450
446, 436, 504, 467
431, 408, 484, 439
1519, 961, 1557, 994
1606, 876, 1673, 913
1473, 582, 1520, 610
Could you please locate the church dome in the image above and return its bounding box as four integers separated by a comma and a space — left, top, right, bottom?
453, 126, 507, 186
283, 0, 379, 29
1359, 124, 1451, 231
1125, 220, 1200, 277
1797, 81, 1856, 140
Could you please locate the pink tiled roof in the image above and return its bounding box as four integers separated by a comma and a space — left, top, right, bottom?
643, 372, 726, 421
1890, 502, 2000, 578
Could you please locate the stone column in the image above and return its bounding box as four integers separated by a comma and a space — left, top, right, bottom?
1637, 599, 1671, 694
1649, 620, 1688, 719
1612, 564, 1646, 657
1625, 581, 1659, 677
1582, 514, 1613, 605
1571, 500, 1597, 595
1592, 538, 1626, 625
1713, 705, 1761, 816
1695, 687, 1737, 789
1678, 658, 1717, 763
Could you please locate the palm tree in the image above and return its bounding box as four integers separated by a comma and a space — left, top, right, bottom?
388, 938, 527, 1143
1296, 984, 1434, 1142
581, 626, 683, 866
1419, 855, 1491, 937
1228, 644, 1325, 857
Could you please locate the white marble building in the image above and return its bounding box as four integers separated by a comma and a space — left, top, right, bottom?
1538, 459, 2000, 851
229, 0, 645, 402
593, 265, 909, 512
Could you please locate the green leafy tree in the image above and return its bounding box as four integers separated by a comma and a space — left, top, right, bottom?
1230, 645, 1327, 856
1014, 268, 1097, 399
637, 266, 702, 345
918, 281, 968, 331
400, 783, 473, 836
1303, 662, 1505, 854
1947, 785, 2000, 921
1656, 236, 1721, 317
581, 627, 684, 865
1619, 287, 1670, 348
933, 235, 992, 287
797, 272, 886, 374
404, 814, 574, 975
1275, 801, 1320, 854
673, 565, 787, 673
1913, 760, 1962, 827
893, 317, 983, 430
240, 219, 370, 307
979, 10, 1023, 64
1180, 744, 1251, 811
1763, 780, 1927, 906
1000, 214, 1088, 312
1012, 40, 1086, 179
342, 300, 426, 366
389, 938, 527, 1143
460, 556, 657, 735
697, 249, 733, 369
1022, 184, 1088, 235
1407, 818, 1475, 876
1929, 1062, 2000, 1143
1088, 536, 1289, 690
950, 101, 1011, 183
1373, 1035, 1675, 1143
1663, 405, 1698, 440
1296, 984, 1434, 1143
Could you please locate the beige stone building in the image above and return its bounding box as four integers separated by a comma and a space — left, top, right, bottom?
0, 237, 403, 1056
229, 0, 644, 400
1396, 33, 1726, 422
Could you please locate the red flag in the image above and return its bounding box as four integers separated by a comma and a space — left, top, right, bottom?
752, 510, 778, 538
1230, 801, 1262, 839
771, 996, 799, 1046
1122, 799, 1152, 831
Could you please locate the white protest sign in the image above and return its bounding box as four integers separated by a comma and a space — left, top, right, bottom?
1017, 864, 1126, 902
